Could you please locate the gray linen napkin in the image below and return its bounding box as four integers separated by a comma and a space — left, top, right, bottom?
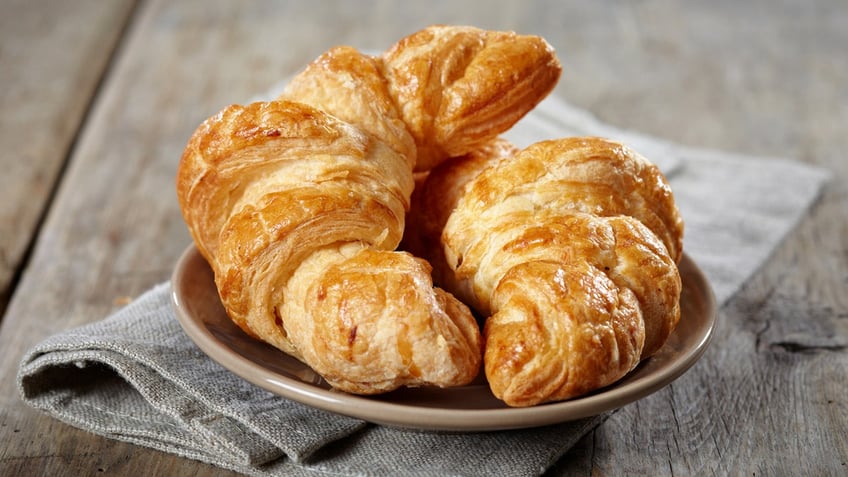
18, 96, 830, 476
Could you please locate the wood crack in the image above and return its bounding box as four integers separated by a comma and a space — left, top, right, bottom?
769, 341, 848, 354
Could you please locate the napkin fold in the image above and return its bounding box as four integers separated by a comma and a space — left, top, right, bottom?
18, 96, 830, 476
19, 282, 599, 476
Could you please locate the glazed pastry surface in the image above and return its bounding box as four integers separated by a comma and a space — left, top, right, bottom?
405, 136, 684, 406
176, 25, 561, 394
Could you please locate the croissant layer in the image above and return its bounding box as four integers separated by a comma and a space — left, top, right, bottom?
176, 25, 562, 394
406, 136, 684, 406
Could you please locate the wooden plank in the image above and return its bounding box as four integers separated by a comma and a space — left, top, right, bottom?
0, 0, 138, 313
1, 0, 845, 475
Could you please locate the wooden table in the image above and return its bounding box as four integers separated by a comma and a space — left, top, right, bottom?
2, 1, 846, 474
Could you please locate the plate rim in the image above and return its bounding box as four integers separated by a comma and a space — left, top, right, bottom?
171, 244, 716, 431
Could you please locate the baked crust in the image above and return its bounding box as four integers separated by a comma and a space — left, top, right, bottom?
405, 136, 684, 406
176, 25, 561, 394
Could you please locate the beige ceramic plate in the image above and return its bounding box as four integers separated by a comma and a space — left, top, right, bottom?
171, 244, 716, 431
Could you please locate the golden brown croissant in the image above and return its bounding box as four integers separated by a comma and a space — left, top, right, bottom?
281, 25, 562, 172
176, 25, 561, 394
404, 136, 684, 406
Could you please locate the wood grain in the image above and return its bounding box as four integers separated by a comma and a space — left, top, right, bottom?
1, 0, 845, 475
0, 0, 138, 314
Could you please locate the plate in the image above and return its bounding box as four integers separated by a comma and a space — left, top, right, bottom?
171, 244, 716, 431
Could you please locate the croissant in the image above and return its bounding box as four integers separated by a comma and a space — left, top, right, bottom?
405, 136, 684, 406
175, 25, 561, 394
282, 24, 562, 172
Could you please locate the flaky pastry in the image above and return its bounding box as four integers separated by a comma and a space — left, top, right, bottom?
176, 25, 561, 394
404, 136, 684, 406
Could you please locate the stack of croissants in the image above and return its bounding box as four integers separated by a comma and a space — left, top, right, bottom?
176, 25, 684, 407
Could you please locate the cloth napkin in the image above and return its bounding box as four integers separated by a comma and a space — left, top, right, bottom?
18, 95, 830, 477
